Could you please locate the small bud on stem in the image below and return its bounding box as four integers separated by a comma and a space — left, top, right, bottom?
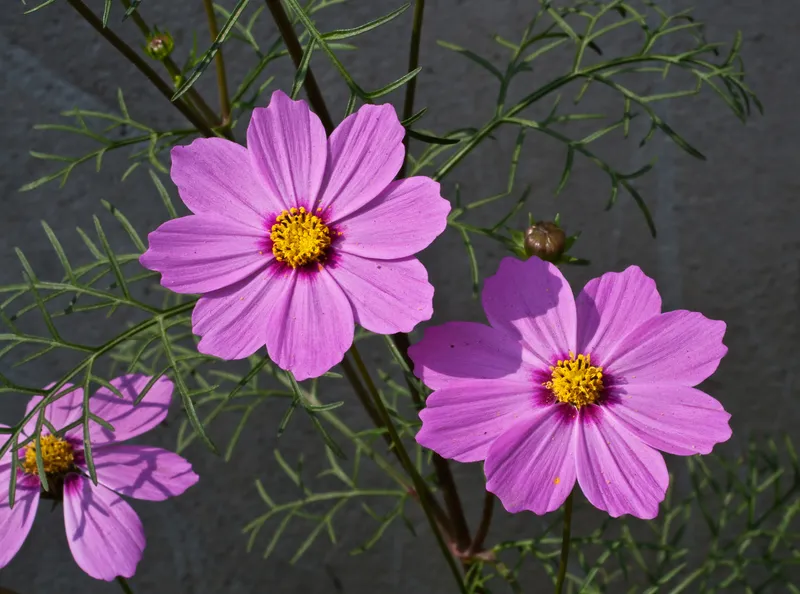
524, 221, 566, 262
145, 30, 174, 61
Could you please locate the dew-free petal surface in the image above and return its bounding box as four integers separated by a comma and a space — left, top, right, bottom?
575, 266, 662, 364
485, 404, 578, 514
575, 406, 668, 519
64, 473, 145, 581
247, 90, 327, 211
605, 384, 731, 456
193, 264, 288, 360
605, 310, 727, 387
139, 214, 271, 294
264, 269, 355, 381
0, 456, 39, 569
330, 254, 433, 334
23, 383, 84, 438
87, 375, 173, 446
417, 380, 535, 463
320, 104, 405, 220
88, 445, 198, 502
408, 322, 531, 390
483, 257, 577, 365
336, 177, 450, 259
170, 137, 279, 226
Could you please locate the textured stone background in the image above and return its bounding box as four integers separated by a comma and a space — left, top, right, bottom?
0, 0, 797, 592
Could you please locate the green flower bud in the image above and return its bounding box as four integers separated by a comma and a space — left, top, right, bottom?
524, 221, 566, 262
145, 30, 174, 61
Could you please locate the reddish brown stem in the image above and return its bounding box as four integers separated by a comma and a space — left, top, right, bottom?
264, 0, 336, 134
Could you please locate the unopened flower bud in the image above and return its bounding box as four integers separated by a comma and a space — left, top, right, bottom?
524, 222, 566, 262
145, 30, 174, 61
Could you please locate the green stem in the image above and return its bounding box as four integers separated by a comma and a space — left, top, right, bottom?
116, 576, 134, 594
118, 0, 223, 132
264, 0, 336, 134
398, 0, 425, 178
555, 491, 574, 594
340, 354, 453, 535
433, 52, 728, 183
0, 301, 196, 461
469, 491, 495, 555
340, 356, 382, 431
349, 343, 466, 593
391, 333, 472, 552
66, 0, 216, 139
265, 0, 467, 570
202, 0, 232, 126
392, 1, 474, 551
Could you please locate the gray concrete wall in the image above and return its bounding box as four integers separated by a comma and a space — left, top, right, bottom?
0, 0, 797, 592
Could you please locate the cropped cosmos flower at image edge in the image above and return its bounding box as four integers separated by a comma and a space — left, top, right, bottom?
0, 375, 199, 581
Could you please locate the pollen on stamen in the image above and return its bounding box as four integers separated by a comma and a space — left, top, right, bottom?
270, 207, 333, 269
23, 434, 75, 476
543, 351, 604, 408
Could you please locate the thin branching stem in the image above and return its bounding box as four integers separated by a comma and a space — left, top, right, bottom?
263, 0, 473, 556
265, 0, 336, 133
349, 343, 466, 593
340, 354, 453, 536
398, 0, 425, 178
0, 301, 196, 468
66, 0, 217, 138
469, 491, 495, 555
119, 0, 223, 131
391, 333, 472, 552
116, 576, 134, 594
434, 52, 744, 183
202, 0, 233, 126
555, 491, 574, 594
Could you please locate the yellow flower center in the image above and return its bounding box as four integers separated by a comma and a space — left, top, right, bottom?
270, 207, 332, 268
544, 351, 604, 408
23, 434, 75, 476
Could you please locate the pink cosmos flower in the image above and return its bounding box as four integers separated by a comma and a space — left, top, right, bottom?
409, 257, 731, 519
0, 375, 198, 580
140, 90, 450, 380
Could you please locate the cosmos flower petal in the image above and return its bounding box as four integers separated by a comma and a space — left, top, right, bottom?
193, 265, 287, 360
417, 380, 536, 463
265, 269, 355, 381
336, 177, 450, 259
575, 266, 661, 364
605, 310, 727, 386
87, 375, 173, 446
247, 90, 328, 210
23, 384, 84, 439
170, 137, 280, 226
605, 384, 731, 455
329, 254, 433, 334
0, 454, 39, 570
139, 214, 271, 294
86, 445, 199, 502
319, 104, 405, 220
408, 322, 534, 390
64, 473, 145, 581
576, 406, 668, 519
484, 405, 579, 515
482, 257, 577, 365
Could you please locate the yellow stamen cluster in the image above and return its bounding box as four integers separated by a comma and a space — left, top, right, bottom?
23, 434, 75, 476
270, 207, 332, 268
544, 351, 604, 408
